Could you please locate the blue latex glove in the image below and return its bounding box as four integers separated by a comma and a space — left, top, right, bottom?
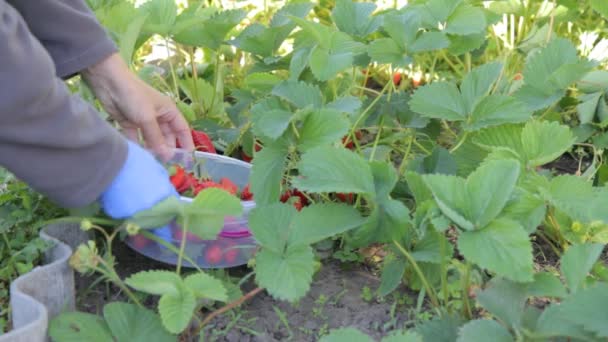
100, 140, 175, 241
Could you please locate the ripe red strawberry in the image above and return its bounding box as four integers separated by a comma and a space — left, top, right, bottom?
219, 178, 238, 195
292, 196, 303, 211
241, 184, 253, 200
292, 188, 309, 205
241, 141, 262, 162
177, 129, 216, 153
170, 166, 189, 193
205, 244, 223, 265
342, 130, 363, 149
514, 73, 523, 81
336, 193, 354, 203
393, 72, 402, 86
280, 190, 293, 203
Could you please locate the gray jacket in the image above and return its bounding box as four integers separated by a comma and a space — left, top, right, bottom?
0, 0, 128, 208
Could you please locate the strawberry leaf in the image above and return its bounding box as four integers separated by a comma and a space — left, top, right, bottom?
520, 120, 576, 167
560, 243, 604, 294
526, 272, 567, 299
103, 302, 176, 342
49, 313, 113, 342
272, 80, 323, 109
456, 320, 513, 342
250, 144, 289, 205
408, 32, 450, 53
460, 62, 503, 113
292, 146, 375, 195
255, 246, 315, 302
183, 188, 243, 240
318, 327, 373, 341
309, 32, 365, 81
409, 82, 466, 121
458, 219, 534, 282
332, 0, 380, 37
128, 196, 182, 229
288, 203, 366, 247
445, 4, 487, 35
125, 270, 182, 296
475, 277, 528, 330
298, 109, 350, 151
158, 286, 196, 334
173, 9, 246, 49
465, 95, 531, 131
184, 273, 228, 302
367, 38, 410, 66
378, 253, 406, 297
590, 0, 608, 18
249, 203, 297, 253
251, 100, 294, 140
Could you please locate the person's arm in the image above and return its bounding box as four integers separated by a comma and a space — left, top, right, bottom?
0, 0, 126, 208
7, 0, 195, 159
6, 0, 117, 79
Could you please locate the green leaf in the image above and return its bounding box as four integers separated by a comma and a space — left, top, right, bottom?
459, 219, 534, 282
408, 32, 450, 53
326, 96, 362, 114
590, 0, 608, 18
465, 95, 531, 131
378, 254, 406, 296
409, 82, 466, 121
411, 230, 453, 263
309, 33, 362, 81
367, 38, 410, 66
332, 0, 380, 37
230, 24, 278, 57
250, 144, 289, 205
173, 9, 246, 49
536, 283, 608, 338
318, 327, 373, 342
49, 312, 113, 342
158, 287, 196, 334
184, 188, 243, 240
448, 33, 486, 55
526, 272, 567, 298
272, 80, 323, 109
184, 273, 227, 302
125, 270, 181, 296
249, 203, 297, 253
103, 302, 176, 342
561, 243, 604, 293
415, 314, 463, 342
423, 159, 520, 230
405, 171, 433, 204
251, 102, 293, 140
354, 199, 411, 246
288, 203, 366, 247
292, 147, 375, 195
128, 196, 181, 229
456, 320, 513, 342
243, 73, 282, 93
119, 14, 148, 64
140, 0, 177, 36
502, 189, 546, 234
255, 246, 315, 302
445, 4, 487, 35
421, 0, 463, 23
382, 331, 423, 342
475, 277, 527, 329
298, 109, 350, 151
461, 62, 503, 113
520, 120, 575, 167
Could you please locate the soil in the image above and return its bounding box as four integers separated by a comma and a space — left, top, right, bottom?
75, 240, 415, 342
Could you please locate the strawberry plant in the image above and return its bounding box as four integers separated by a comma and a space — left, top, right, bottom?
27, 0, 608, 340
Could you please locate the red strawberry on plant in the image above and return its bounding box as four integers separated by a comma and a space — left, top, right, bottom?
280, 189, 293, 203
241, 141, 262, 162
336, 193, 354, 203
342, 130, 363, 149
291, 196, 303, 211
205, 244, 223, 265
169, 166, 189, 193
292, 188, 309, 205
393, 72, 402, 86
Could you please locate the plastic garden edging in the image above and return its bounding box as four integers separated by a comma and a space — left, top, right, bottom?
0, 223, 88, 342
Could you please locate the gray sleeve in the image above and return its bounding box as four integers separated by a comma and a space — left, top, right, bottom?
0, 1, 128, 208
6, 0, 118, 78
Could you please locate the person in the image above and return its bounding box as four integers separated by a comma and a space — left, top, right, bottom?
0, 0, 194, 222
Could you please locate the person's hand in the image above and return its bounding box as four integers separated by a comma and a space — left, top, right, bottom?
82, 53, 194, 161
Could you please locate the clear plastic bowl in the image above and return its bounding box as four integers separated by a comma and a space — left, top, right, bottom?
124, 149, 258, 268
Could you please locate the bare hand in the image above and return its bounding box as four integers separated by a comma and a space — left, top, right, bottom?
82, 53, 194, 161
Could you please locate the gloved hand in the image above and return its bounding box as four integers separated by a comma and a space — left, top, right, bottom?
99, 140, 176, 241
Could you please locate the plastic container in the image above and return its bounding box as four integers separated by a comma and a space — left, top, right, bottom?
124, 149, 258, 269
